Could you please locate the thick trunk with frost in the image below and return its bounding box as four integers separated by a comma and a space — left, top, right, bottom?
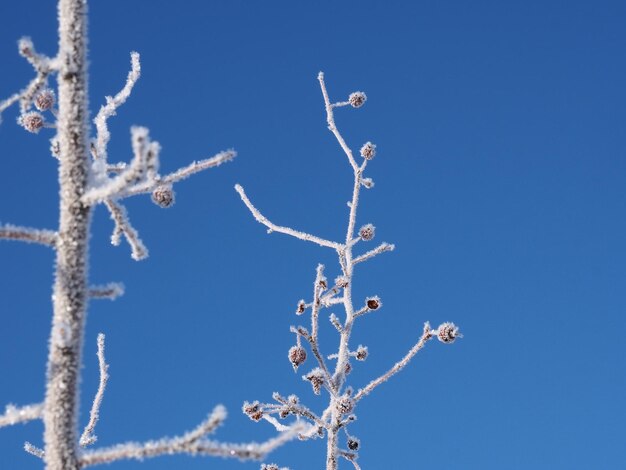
43, 0, 91, 468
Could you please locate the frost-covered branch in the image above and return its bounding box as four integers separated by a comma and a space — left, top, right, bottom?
79, 411, 304, 467
352, 242, 394, 265
235, 184, 343, 250
93, 52, 141, 163
88, 282, 124, 300
24, 441, 45, 459
239, 73, 461, 469
354, 323, 434, 402
0, 37, 56, 124
104, 199, 148, 260
318, 72, 359, 171
0, 224, 57, 248
80, 334, 109, 447
0, 403, 43, 428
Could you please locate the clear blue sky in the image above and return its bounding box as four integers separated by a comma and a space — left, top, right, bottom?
1, 1, 625, 469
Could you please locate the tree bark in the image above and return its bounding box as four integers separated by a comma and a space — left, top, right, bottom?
43, 0, 91, 468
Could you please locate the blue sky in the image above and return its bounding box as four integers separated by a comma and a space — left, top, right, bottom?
1, 0, 625, 469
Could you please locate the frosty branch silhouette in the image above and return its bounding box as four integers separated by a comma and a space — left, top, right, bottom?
236, 73, 461, 469
0, 0, 300, 469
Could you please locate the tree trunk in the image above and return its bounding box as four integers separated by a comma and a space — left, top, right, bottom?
43, 0, 91, 468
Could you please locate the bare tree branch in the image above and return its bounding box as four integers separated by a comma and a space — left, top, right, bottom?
235, 184, 343, 250
79, 416, 304, 467
80, 334, 109, 447
0, 403, 43, 428
0, 224, 57, 248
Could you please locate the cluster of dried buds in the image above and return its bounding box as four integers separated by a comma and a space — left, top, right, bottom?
18, 88, 56, 134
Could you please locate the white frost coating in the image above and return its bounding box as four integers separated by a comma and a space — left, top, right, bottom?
235, 185, 343, 250
80, 333, 109, 447
0, 37, 56, 124
78, 409, 305, 466
93, 51, 141, 164
0, 403, 43, 428
237, 74, 458, 470
105, 199, 149, 260
24, 441, 45, 459
0, 223, 57, 247
88, 282, 125, 300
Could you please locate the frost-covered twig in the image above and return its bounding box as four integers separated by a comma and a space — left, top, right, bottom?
80, 334, 109, 447
354, 323, 434, 402
0, 403, 43, 428
318, 72, 359, 171
79, 414, 304, 467
93, 52, 141, 163
0, 37, 56, 124
88, 282, 124, 300
0, 224, 57, 248
104, 199, 148, 260
235, 184, 343, 250
24, 441, 45, 459
352, 242, 394, 265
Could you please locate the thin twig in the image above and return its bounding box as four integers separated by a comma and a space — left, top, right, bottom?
88, 283, 125, 300
0, 224, 57, 248
24, 442, 45, 459
104, 199, 148, 260
354, 323, 434, 402
0, 403, 43, 428
79, 417, 304, 467
318, 72, 358, 170
80, 334, 109, 447
352, 242, 395, 265
93, 52, 141, 163
235, 184, 343, 250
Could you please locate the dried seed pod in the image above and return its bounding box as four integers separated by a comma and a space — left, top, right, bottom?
336, 396, 355, 415
243, 401, 263, 421
303, 368, 325, 395
151, 185, 175, 208
437, 322, 461, 344
348, 91, 367, 108
366, 296, 381, 310
34, 89, 55, 111
288, 346, 307, 371
359, 224, 375, 241
334, 275, 349, 288
347, 437, 360, 451
355, 345, 368, 361
360, 142, 376, 160
18, 112, 44, 133
361, 177, 375, 189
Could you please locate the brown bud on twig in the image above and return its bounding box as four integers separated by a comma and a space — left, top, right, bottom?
336, 396, 355, 415
360, 142, 376, 160
348, 91, 367, 108
296, 300, 306, 315
359, 224, 375, 241
288, 346, 307, 371
437, 322, 462, 344
355, 345, 368, 361
151, 185, 175, 208
18, 112, 44, 133
347, 437, 360, 451
243, 401, 264, 421
303, 368, 325, 395
34, 89, 55, 111
365, 296, 381, 310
